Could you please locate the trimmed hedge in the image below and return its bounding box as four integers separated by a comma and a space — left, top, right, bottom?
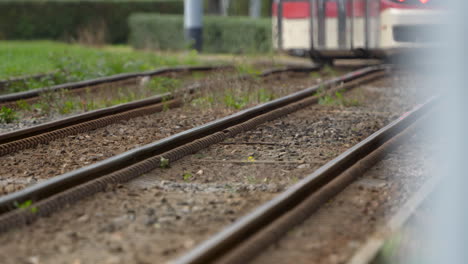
129, 14, 272, 53
204, 0, 273, 17
0, 1, 183, 43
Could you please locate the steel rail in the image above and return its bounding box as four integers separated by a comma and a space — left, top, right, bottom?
172, 97, 436, 264
0, 66, 321, 156
0, 72, 56, 91
0, 92, 172, 144
0, 65, 231, 104
0, 65, 388, 232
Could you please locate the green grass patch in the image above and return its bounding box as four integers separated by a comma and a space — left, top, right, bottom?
0, 41, 200, 91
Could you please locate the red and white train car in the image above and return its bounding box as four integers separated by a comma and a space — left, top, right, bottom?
272, 0, 440, 63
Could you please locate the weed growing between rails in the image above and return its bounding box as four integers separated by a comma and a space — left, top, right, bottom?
14, 200, 38, 214
192, 87, 275, 110
0, 106, 17, 123
235, 64, 262, 77
183, 172, 194, 182
187, 62, 346, 111
312, 82, 362, 107
1, 67, 242, 128
146, 77, 182, 94
189, 67, 276, 111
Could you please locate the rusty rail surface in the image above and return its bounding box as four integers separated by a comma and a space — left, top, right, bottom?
0, 65, 389, 232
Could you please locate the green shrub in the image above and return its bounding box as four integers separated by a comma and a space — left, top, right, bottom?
204, 0, 272, 17
0, 106, 17, 123
0, 1, 183, 44
129, 14, 272, 54
129, 15, 186, 50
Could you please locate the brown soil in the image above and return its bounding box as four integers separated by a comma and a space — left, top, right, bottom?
0, 72, 433, 264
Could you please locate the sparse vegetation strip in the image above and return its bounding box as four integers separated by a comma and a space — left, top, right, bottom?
0, 65, 226, 104
0, 65, 321, 155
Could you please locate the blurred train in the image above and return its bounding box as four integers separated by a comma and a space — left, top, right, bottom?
272, 0, 440, 63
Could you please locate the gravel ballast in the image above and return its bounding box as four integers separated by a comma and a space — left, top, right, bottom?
0, 72, 435, 264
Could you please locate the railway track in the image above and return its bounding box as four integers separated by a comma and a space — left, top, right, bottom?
174, 98, 435, 264
0, 65, 231, 105
0, 66, 388, 228
0, 64, 436, 264
0, 65, 326, 109
0, 65, 321, 156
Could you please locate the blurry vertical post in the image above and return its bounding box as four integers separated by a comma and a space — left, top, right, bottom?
428, 0, 468, 263
184, 0, 203, 52
249, 0, 262, 18
221, 0, 230, 16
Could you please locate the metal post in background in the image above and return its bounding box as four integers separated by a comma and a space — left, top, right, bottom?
350, 0, 354, 50
317, 0, 326, 47
337, 0, 347, 49
250, 0, 261, 18
184, 0, 203, 52
277, 0, 283, 50
221, 0, 230, 16
364, 0, 369, 49
309, 0, 315, 51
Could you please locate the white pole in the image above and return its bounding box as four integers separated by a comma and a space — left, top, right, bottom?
184, 0, 203, 51
221, 0, 230, 16
249, 0, 261, 18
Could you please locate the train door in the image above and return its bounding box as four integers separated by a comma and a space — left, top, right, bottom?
309, 0, 381, 58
